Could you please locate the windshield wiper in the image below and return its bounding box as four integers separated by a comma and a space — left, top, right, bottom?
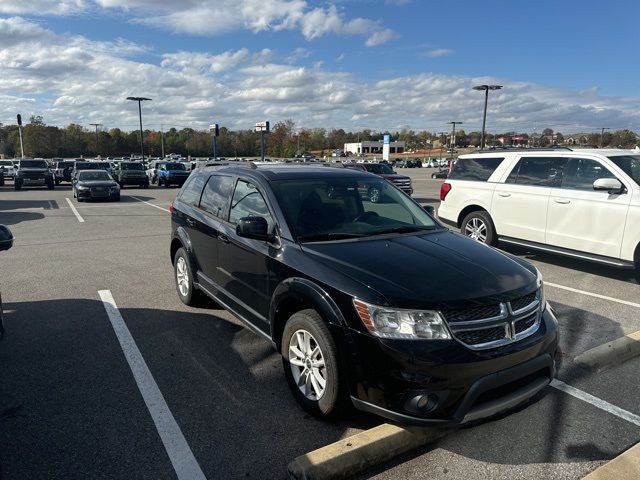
298, 232, 366, 242
366, 225, 436, 236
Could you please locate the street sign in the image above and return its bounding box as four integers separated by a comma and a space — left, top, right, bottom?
17, 114, 22, 126
255, 121, 270, 132
209, 124, 219, 136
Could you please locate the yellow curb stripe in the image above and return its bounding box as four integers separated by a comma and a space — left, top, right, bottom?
582, 442, 640, 480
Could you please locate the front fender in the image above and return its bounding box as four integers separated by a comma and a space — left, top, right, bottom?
270, 277, 348, 339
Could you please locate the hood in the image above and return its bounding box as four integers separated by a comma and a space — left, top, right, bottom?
121, 170, 146, 176
19, 167, 49, 173
301, 230, 536, 309
381, 173, 410, 181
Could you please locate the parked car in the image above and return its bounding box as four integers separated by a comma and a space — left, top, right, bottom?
71, 161, 112, 183
431, 169, 449, 179
169, 164, 558, 424
73, 170, 120, 202
0, 160, 16, 179
52, 160, 76, 185
157, 162, 190, 188
146, 160, 166, 184
14, 159, 54, 190
344, 163, 412, 201
0, 167, 4, 186
437, 149, 640, 280
112, 161, 149, 188
0, 225, 14, 337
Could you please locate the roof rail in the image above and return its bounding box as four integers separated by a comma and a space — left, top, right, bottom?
203, 160, 258, 169
478, 146, 573, 152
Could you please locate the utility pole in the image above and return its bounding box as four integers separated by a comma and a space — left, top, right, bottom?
160, 124, 165, 158
600, 127, 610, 148
447, 121, 463, 152
126, 96, 152, 160
89, 123, 102, 157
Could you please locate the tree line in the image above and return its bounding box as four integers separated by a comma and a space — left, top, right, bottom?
0, 116, 637, 159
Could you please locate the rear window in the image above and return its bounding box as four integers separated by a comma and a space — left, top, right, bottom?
199, 175, 234, 218
121, 162, 144, 170
178, 175, 206, 206
448, 157, 504, 181
20, 160, 48, 168
165, 163, 186, 171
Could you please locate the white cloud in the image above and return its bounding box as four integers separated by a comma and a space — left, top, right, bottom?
1, 17, 640, 134
424, 48, 453, 58
0, 0, 85, 15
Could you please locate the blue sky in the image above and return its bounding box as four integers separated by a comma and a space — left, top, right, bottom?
1, 0, 639, 133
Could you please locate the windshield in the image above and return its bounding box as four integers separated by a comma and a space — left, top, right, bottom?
122, 162, 144, 170
0, 161, 13, 166
58, 162, 74, 168
78, 171, 111, 181
20, 160, 48, 168
165, 163, 186, 171
272, 177, 438, 242
365, 163, 394, 175
608, 155, 640, 186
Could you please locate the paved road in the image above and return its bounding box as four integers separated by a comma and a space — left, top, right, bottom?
0, 171, 638, 480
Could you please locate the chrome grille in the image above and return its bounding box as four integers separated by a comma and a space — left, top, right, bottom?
443, 290, 541, 350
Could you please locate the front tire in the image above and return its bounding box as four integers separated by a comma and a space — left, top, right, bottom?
461, 210, 497, 246
282, 309, 344, 418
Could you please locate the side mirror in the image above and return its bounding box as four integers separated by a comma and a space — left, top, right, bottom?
422, 205, 435, 215
0, 225, 14, 251
236, 216, 274, 242
593, 178, 624, 194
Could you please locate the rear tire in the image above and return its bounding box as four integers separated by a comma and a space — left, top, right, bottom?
282, 309, 344, 418
461, 210, 497, 246
164, 179, 170, 188
173, 247, 204, 306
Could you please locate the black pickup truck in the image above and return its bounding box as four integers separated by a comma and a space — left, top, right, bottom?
14, 159, 55, 190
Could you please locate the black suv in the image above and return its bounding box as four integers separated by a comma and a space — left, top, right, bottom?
169, 164, 558, 424
112, 161, 149, 188
15, 159, 54, 190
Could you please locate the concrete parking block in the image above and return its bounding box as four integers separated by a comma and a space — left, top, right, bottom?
288, 423, 446, 480
574, 330, 640, 372
582, 441, 640, 480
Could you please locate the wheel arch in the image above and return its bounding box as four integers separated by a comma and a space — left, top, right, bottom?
170, 227, 194, 267
457, 204, 489, 228
270, 278, 347, 350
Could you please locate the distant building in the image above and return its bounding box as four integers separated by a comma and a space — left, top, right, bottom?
344, 140, 405, 155
497, 134, 529, 147
565, 135, 589, 146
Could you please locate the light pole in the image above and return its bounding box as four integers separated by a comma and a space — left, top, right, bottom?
160, 124, 165, 158
447, 121, 462, 152
600, 127, 610, 148
473, 84, 502, 150
126, 96, 151, 160
16, 114, 24, 159
89, 123, 102, 157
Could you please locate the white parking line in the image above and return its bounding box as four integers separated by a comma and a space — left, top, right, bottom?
98, 290, 206, 480
130, 195, 170, 213
65, 197, 85, 223
551, 379, 640, 427
546, 282, 640, 309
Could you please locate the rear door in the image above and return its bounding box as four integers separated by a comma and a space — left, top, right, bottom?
492, 156, 562, 243
546, 157, 631, 259
216, 179, 276, 330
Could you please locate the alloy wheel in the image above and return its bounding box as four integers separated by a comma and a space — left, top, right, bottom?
465, 217, 487, 243
176, 256, 189, 297
288, 329, 327, 400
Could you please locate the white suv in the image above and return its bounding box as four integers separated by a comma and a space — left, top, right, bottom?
437, 149, 640, 278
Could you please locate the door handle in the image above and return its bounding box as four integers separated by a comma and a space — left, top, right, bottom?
219, 234, 230, 244
553, 198, 570, 204
498, 192, 511, 197
186, 218, 196, 227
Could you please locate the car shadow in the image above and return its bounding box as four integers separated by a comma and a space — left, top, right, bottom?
501, 245, 637, 284
0, 298, 378, 480
0, 211, 45, 226
0, 200, 60, 211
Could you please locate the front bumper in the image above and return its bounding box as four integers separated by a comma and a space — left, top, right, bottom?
76, 188, 119, 200
341, 307, 558, 425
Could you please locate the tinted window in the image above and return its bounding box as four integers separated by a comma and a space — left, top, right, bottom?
561, 158, 616, 190
229, 180, 274, 231
608, 155, 640, 186
364, 164, 394, 175
20, 160, 48, 168
165, 163, 186, 171
79, 171, 110, 181
449, 157, 503, 181
506, 157, 562, 186
199, 175, 233, 218
178, 175, 206, 206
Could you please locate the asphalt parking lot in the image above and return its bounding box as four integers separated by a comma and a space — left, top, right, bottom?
1, 170, 639, 480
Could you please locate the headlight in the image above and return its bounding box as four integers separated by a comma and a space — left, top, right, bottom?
77, 185, 89, 190
353, 300, 451, 340
535, 267, 546, 311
